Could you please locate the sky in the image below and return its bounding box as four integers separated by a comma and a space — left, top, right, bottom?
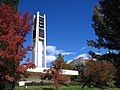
18, 0, 108, 64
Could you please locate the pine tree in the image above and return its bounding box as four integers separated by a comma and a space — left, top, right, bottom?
55, 54, 71, 70
88, 0, 120, 87
57, 54, 64, 62
88, 0, 120, 51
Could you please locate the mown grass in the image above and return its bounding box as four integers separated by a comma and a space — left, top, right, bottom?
16, 86, 120, 90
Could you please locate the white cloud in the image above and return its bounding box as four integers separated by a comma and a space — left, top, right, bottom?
46, 46, 56, 52
46, 55, 56, 62
46, 45, 74, 62
46, 46, 56, 54
80, 46, 86, 52
81, 47, 85, 50
61, 52, 75, 55
46, 46, 62, 55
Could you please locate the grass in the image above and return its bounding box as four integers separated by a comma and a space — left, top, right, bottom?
16, 86, 120, 90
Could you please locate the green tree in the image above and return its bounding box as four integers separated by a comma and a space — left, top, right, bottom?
57, 54, 64, 62
88, 0, 120, 87
88, 0, 120, 51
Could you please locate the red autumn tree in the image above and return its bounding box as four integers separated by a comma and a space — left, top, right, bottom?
40, 55, 70, 89
0, 5, 35, 90
80, 60, 116, 89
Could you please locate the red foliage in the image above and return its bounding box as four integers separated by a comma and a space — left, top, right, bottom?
40, 68, 70, 88
40, 60, 70, 88
0, 5, 35, 86
80, 60, 116, 88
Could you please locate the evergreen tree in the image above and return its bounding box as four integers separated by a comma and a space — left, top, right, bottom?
56, 54, 71, 69
88, 0, 120, 51
57, 54, 64, 62
88, 0, 120, 87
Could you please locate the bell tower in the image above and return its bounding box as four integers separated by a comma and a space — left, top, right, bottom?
32, 11, 46, 68
27, 12, 78, 77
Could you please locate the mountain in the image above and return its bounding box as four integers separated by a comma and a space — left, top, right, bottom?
68, 54, 92, 67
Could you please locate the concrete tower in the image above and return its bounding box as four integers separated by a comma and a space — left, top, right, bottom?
26, 11, 78, 77
32, 11, 46, 68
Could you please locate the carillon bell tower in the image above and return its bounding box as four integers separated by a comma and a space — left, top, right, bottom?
32, 11, 46, 68
26, 12, 79, 77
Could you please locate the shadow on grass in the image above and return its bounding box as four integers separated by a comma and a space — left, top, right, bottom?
42, 87, 55, 90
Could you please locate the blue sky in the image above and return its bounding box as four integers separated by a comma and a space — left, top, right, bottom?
18, 0, 108, 64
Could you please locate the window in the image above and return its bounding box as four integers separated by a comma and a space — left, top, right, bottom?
33, 29, 36, 39
39, 30, 44, 38
39, 17, 44, 28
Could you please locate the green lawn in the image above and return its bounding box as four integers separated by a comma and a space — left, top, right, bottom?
16, 86, 120, 90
